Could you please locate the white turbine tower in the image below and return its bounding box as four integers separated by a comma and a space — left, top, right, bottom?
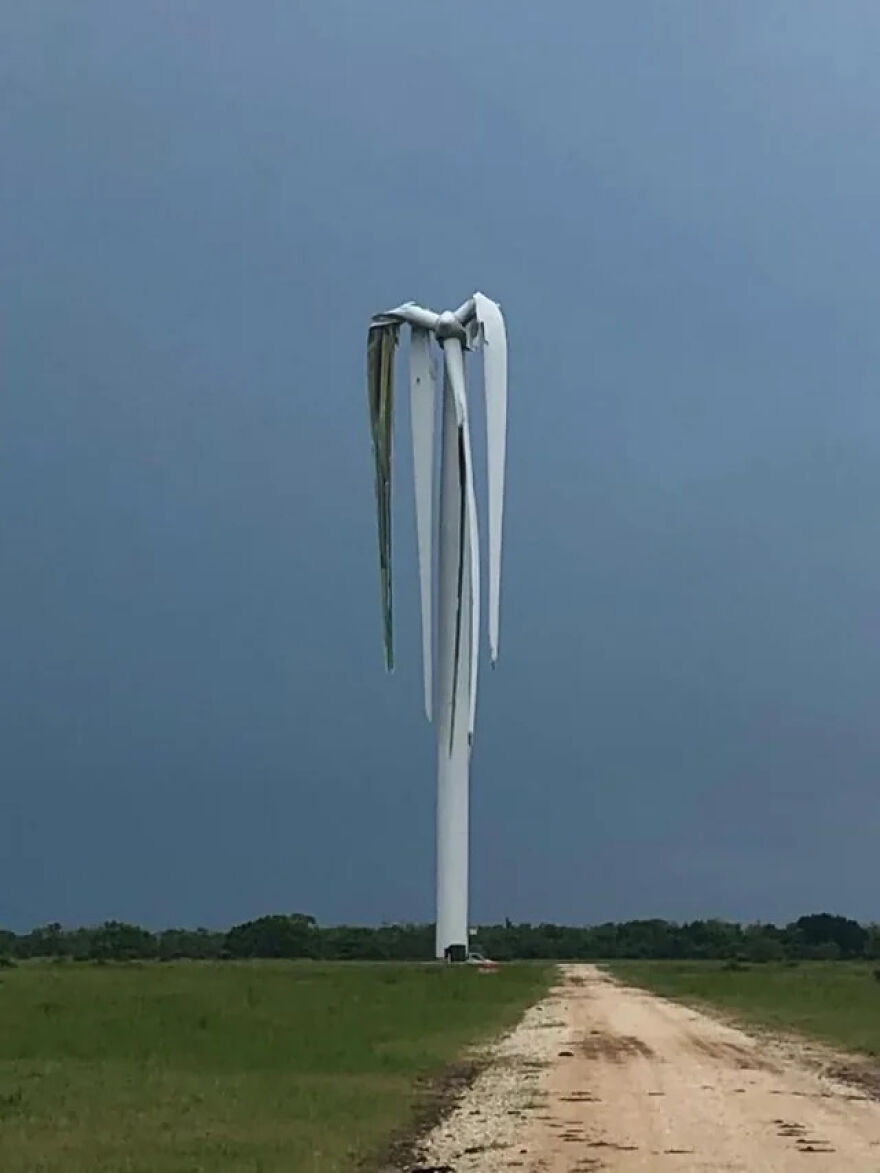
367, 293, 508, 961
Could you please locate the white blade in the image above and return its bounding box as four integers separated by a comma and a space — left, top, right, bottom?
463, 417, 480, 744
443, 340, 481, 746
410, 326, 436, 721
473, 292, 507, 665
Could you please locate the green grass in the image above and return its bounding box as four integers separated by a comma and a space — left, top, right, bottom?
0, 960, 550, 1173
605, 960, 880, 1057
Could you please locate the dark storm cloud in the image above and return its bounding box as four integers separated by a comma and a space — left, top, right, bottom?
2, 2, 879, 929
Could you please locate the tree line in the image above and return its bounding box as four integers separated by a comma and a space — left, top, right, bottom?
1, 912, 878, 963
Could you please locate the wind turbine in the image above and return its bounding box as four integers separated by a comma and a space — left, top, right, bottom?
367, 293, 508, 961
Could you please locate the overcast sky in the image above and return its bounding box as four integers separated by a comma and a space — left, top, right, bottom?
3, 2, 880, 931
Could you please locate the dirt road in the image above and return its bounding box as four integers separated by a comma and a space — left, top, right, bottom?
416, 965, 880, 1172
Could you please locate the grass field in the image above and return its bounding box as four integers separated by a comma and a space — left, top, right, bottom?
0, 960, 550, 1173
605, 961, 880, 1057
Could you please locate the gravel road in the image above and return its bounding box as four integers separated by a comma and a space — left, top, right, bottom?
414, 964, 880, 1172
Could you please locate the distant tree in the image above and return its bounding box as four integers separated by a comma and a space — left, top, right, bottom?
88, 921, 157, 961
158, 928, 225, 961
67, 927, 99, 961
809, 940, 842, 961
321, 923, 432, 961
16, 922, 67, 958
741, 924, 785, 963
225, 914, 318, 959
682, 919, 743, 960
787, 914, 867, 960
5, 910, 877, 963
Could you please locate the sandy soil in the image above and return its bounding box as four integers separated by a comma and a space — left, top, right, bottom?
414, 965, 880, 1172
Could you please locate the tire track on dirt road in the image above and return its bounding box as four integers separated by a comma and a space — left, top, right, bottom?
413, 965, 880, 1172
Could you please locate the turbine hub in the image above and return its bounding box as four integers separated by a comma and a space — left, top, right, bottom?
435, 310, 466, 342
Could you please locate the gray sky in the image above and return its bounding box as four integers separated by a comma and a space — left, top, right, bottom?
3, 2, 880, 931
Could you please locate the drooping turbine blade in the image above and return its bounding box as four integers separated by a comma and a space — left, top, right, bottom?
450, 422, 467, 752
463, 419, 480, 745
410, 326, 436, 721
473, 292, 508, 665
367, 319, 399, 671
443, 340, 481, 748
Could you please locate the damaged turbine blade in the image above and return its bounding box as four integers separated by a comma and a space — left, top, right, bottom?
443, 339, 481, 750
367, 319, 399, 671
410, 326, 436, 720
473, 292, 508, 666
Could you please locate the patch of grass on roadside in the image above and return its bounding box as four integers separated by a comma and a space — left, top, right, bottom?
0, 961, 551, 1173
604, 961, 880, 1057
